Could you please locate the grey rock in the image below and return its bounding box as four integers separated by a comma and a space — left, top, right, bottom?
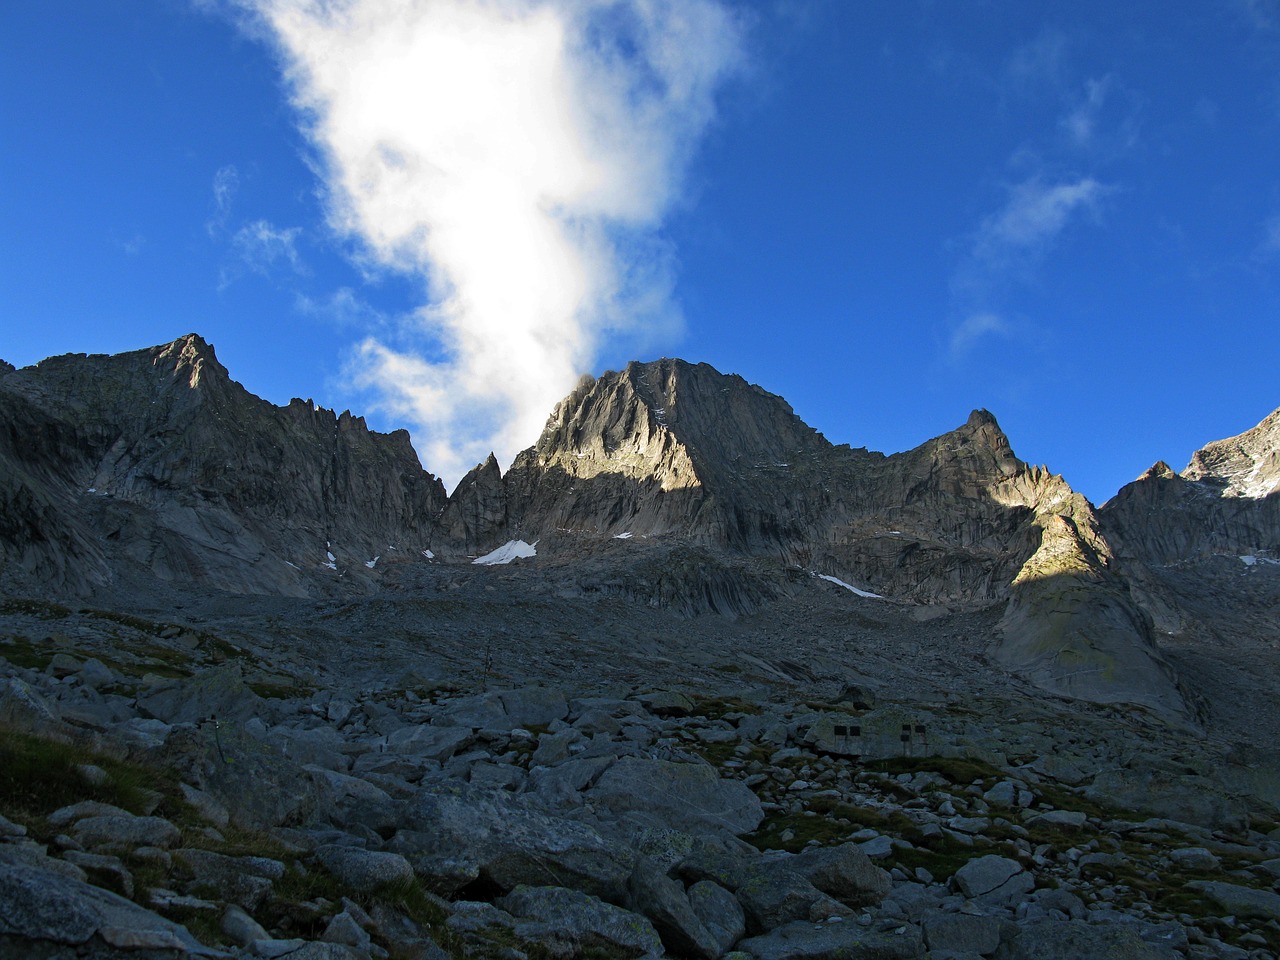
497, 884, 665, 958
1024, 809, 1087, 829
1169, 847, 1221, 871
61, 851, 134, 898
315, 845, 415, 894
180, 782, 231, 828
0, 813, 26, 838
469, 760, 526, 791
270, 943, 367, 959
248, 937, 309, 958
396, 780, 634, 901
138, 662, 266, 725
173, 849, 283, 910
70, 814, 181, 851
586, 757, 764, 835
737, 919, 926, 960
159, 723, 322, 830
385, 724, 472, 761
0, 853, 224, 955
268, 724, 350, 771
221, 904, 270, 947
0, 678, 60, 730
689, 879, 747, 956
993, 919, 1180, 959
499, 687, 570, 727
921, 912, 1003, 957
322, 910, 373, 952
1186, 880, 1280, 920
627, 857, 721, 960
734, 864, 849, 934
953, 856, 1032, 903
307, 766, 398, 832
47, 801, 133, 830
790, 844, 891, 908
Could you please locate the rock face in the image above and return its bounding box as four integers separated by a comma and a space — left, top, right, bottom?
4, 337, 1276, 721
1101, 408, 1280, 567
498, 361, 1190, 719
0, 335, 447, 597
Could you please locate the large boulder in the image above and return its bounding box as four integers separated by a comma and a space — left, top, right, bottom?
626, 857, 721, 960
790, 843, 891, 907
994, 919, 1180, 959
953, 855, 1034, 905
137, 662, 265, 726
496, 885, 664, 959
314, 845, 415, 895
585, 757, 764, 835
157, 723, 322, 829
394, 780, 634, 901
0, 851, 224, 956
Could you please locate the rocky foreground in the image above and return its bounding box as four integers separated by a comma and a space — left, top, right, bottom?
3, 602, 1280, 960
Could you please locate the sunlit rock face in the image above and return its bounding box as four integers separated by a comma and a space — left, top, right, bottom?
1100, 408, 1280, 568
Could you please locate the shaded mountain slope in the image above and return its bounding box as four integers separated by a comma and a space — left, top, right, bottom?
0, 335, 447, 596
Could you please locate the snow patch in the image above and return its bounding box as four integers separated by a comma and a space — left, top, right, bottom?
423, 549, 435, 560
1241, 554, 1280, 567
365, 556, 379, 569
473, 540, 538, 565
815, 573, 882, 599
613, 532, 633, 540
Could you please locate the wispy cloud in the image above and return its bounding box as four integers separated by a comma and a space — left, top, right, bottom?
220, 219, 305, 288
206, 164, 240, 236
969, 176, 1108, 274
947, 176, 1109, 357
113, 233, 146, 256
1006, 28, 1069, 90
295, 286, 393, 331
949, 311, 1011, 357
239, 0, 744, 487
1060, 76, 1110, 148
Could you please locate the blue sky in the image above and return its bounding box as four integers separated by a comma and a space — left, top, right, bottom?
2, 1, 1278, 501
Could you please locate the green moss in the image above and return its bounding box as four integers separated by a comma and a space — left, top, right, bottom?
0, 598, 72, 619
0, 724, 160, 825
747, 810, 851, 852
0, 635, 56, 671
807, 796, 923, 840
889, 841, 986, 881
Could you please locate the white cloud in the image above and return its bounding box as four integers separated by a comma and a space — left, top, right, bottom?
1060, 76, 1110, 148
295, 286, 392, 331
971, 176, 1108, 269
221, 219, 305, 288
207, 164, 240, 236
239, 0, 743, 487
949, 311, 1011, 357
1006, 29, 1068, 90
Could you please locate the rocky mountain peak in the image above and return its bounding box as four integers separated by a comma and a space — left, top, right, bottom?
153, 332, 226, 390
1182, 407, 1280, 499
1137, 461, 1177, 482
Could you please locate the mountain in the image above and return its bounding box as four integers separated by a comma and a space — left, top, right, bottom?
0, 334, 447, 597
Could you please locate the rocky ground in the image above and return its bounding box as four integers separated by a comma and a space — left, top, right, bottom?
3, 562, 1280, 960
